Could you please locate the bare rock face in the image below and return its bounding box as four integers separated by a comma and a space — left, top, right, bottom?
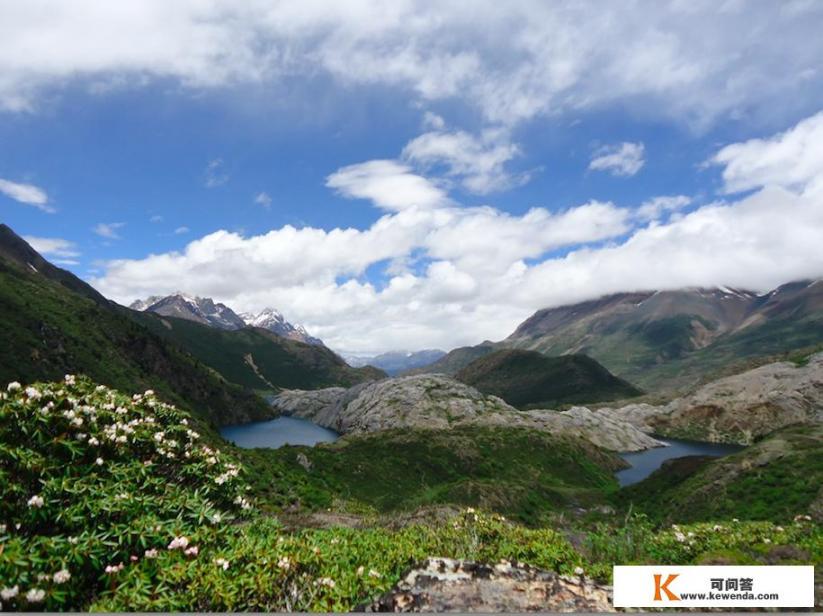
359, 558, 613, 612
597, 352, 823, 444
271, 374, 663, 451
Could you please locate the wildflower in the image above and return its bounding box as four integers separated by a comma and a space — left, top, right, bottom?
776, 525, 784, 532
210, 513, 223, 524
64, 374, 76, 385
181, 418, 188, 425
1, 586, 19, 600
794, 514, 812, 522
206, 456, 218, 466
144, 389, 155, 397
95, 385, 107, 393
330, 537, 340, 545
315, 577, 335, 588
88, 437, 99, 446
37, 573, 51, 582
95, 457, 104, 466
277, 556, 293, 571
115, 493, 129, 501
144, 549, 159, 559
674, 531, 686, 543
466, 507, 476, 514
168, 536, 190, 550
184, 546, 199, 557
368, 569, 382, 578
356, 566, 365, 576
0, 524, 5, 533
26, 589, 45, 603
764, 538, 772, 544
25, 386, 42, 401
712, 524, 724, 531
27, 495, 45, 508
7, 381, 21, 392
76, 433, 87, 441
130, 555, 139, 562
104, 563, 124, 574
214, 558, 230, 570
732, 518, 740, 523
574, 566, 585, 576
68, 536, 79, 545
71, 417, 84, 427
132, 394, 142, 402
52, 569, 71, 584
153, 432, 165, 443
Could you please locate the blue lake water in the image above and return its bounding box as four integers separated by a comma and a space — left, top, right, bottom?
616, 438, 743, 486
220, 416, 339, 449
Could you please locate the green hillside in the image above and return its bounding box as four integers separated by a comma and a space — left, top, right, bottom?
453, 349, 642, 409
0, 258, 270, 427
135, 312, 385, 391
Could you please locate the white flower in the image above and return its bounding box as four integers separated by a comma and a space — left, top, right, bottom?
27, 495, 45, 508
7, 381, 21, 392
115, 492, 129, 501
71, 417, 83, 427
314, 577, 335, 588
674, 531, 686, 542
95, 385, 107, 393
52, 569, 71, 584
574, 566, 585, 576
68, 536, 79, 545
356, 565, 365, 576
25, 387, 42, 401
95, 457, 104, 466
144, 389, 155, 397
168, 536, 190, 550
180, 418, 188, 425
764, 538, 772, 544
277, 556, 293, 571
776, 525, 784, 532
368, 569, 382, 578
214, 558, 230, 570
26, 588, 45, 603
1, 586, 19, 600
0, 523, 6, 533
210, 513, 222, 524
64, 374, 76, 385
88, 437, 99, 446
104, 563, 124, 574
144, 549, 159, 559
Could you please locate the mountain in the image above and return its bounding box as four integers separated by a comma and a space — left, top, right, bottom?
0, 224, 270, 427
134, 311, 384, 391
403, 343, 497, 376
130, 293, 247, 330
346, 349, 446, 375
413, 282, 823, 392
240, 307, 324, 346
453, 349, 642, 409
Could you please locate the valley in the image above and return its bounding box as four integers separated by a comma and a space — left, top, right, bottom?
1, 223, 821, 610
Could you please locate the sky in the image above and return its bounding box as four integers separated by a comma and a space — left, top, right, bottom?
2, 1, 823, 354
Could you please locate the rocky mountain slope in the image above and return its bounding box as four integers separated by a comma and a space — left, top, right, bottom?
594, 351, 823, 444
240, 307, 324, 345
130, 293, 247, 329
271, 374, 661, 451
131, 294, 323, 345
454, 349, 641, 409
0, 225, 270, 427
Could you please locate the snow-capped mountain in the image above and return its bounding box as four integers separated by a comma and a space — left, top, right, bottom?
344, 349, 446, 375
129, 293, 246, 330
240, 307, 324, 346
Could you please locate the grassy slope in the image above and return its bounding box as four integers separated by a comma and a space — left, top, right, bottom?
0, 260, 270, 428
241, 425, 625, 526
615, 424, 823, 523
135, 312, 385, 392
454, 349, 641, 409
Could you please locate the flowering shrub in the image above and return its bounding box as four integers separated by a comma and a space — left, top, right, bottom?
0, 376, 254, 611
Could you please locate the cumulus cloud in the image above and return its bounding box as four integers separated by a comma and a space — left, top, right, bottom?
93, 222, 125, 240
0, 178, 53, 212
2, 2, 823, 129
711, 109, 823, 195
91, 110, 823, 352
326, 160, 448, 211
23, 236, 79, 259
589, 142, 646, 177
402, 128, 527, 194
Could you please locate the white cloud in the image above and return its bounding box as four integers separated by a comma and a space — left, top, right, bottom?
2, 2, 823, 129
635, 195, 691, 222
326, 160, 448, 211
589, 142, 646, 177
402, 128, 527, 194
150, 214, 163, 223
93, 222, 125, 240
91, 110, 823, 353
204, 158, 228, 188
711, 109, 823, 195
23, 236, 79, 258
254, 192, 272, 208
174, 226, 189, 235
0, 178, 53, 212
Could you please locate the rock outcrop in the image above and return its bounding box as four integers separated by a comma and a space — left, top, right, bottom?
597, 352, 823, 444
271, 374, 662, 451
359, 558, 613, 612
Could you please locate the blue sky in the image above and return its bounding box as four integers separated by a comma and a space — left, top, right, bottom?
2, 1, 823, 352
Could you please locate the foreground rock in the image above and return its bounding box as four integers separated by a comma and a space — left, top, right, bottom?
272, 374, 662, 451
359, 558, 613, 612
597, 352, 823, 444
